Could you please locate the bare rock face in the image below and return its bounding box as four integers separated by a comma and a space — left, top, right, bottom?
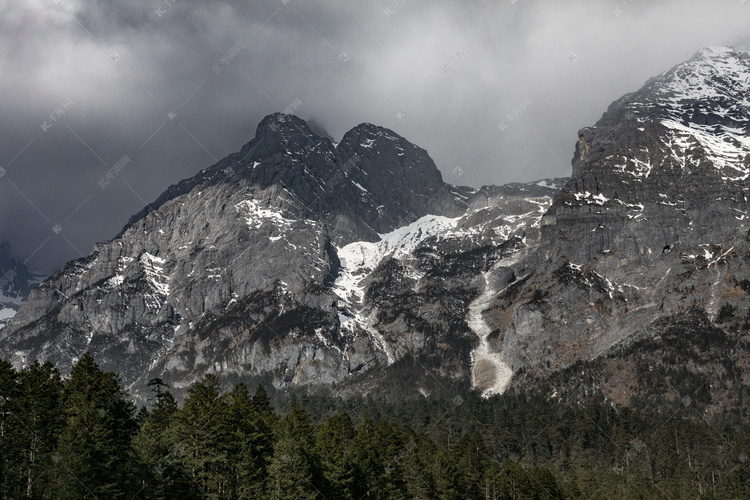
3, 47, 750, 405
487, 47, 750, 391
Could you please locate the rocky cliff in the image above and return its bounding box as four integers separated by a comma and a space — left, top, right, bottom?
485, 47, 750, 404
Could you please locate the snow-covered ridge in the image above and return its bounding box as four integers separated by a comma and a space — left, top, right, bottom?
629, 46, 750, 124
334, 198, 555, 305
333, 214, 460, 304
333, 213, 462, 365
594, 48, 750, 185
646, 47, 749, 108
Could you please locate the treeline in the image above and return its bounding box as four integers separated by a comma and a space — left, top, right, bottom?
1, 354, 749, 499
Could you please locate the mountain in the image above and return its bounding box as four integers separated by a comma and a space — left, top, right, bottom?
2, 47, 749, 408
0, 111, 563, 399
505, 46, 750, 406
0, 243, 43, 331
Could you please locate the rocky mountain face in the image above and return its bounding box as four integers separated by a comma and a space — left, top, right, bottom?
495, 46, 750, 406
0, 111, 561, 399
0, 243, 42, 331
2, 47, 750, 406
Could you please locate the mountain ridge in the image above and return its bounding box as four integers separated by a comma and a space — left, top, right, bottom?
0, 105, 563, 399
2, 47, 750, 406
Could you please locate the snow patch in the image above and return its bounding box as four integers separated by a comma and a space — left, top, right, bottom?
662, 119, 750, 180
235, 199, 296, 231
0, 307, 16, 321
536, 179, 560, 189
573, 191, 609, 205
140, 252, 170, 298
106, 275, 124, 287
352, 181, 368, 193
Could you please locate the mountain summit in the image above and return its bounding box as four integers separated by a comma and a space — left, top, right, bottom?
122, 113, 467, 244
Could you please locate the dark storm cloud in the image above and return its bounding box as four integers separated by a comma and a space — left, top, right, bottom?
1, 0, 749, 274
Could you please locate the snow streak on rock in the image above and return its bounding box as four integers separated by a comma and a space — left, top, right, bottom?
333, 214, 460, 364
468, 272, 513, 397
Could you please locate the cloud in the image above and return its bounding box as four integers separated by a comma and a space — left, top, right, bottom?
1, 0, 749, 273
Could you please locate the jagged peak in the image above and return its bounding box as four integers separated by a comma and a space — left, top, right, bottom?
599, 45, 750, 132
118, 115, 436, 238
255, 112, 319, 142
341, 122, 404, 149
349, 122, 400, 137
650, 46, 750, 100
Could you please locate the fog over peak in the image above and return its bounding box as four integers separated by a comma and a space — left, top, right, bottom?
1, 0, 749, 274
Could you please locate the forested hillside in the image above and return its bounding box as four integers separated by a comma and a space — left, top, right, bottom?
1, 354, 748, 499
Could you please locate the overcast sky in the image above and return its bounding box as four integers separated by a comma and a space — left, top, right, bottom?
1, 0, 749, 274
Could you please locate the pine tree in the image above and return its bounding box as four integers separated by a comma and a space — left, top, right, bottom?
253, 384, 279, 431
455, 431, 490, 498
433, 446, 461, 499
349, 417, 410, 500
53, 353, 139, 499
133, 378, 189, 499
401, 433, 437, 500
15, 362, 64, 498
316, 412, 356, 499
171, 373, 231, 498
266, 404, 320, 500
226, 383, 274, 499
0, 360, 19, 497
